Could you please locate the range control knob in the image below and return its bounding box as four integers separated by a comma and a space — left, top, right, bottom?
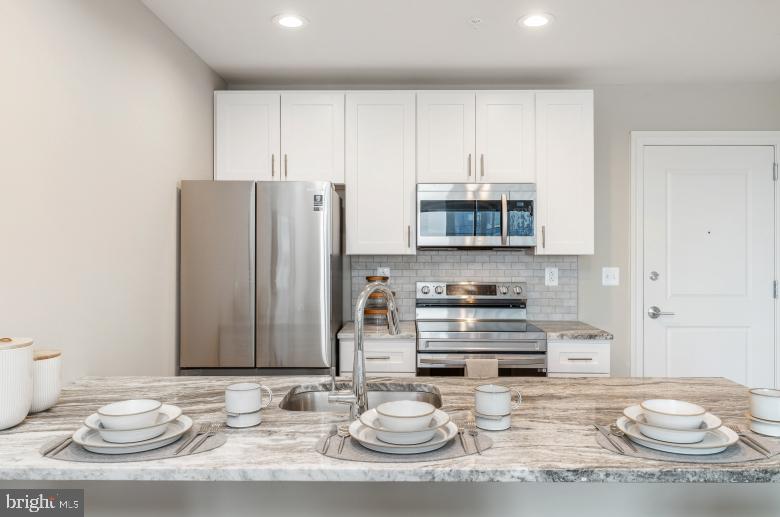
514, 286, 523, 295
434, 285, 444, 295
499, 286, 509, 295
421, 285, 430, 295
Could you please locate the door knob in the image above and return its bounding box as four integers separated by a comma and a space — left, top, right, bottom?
647, 306, 675, 319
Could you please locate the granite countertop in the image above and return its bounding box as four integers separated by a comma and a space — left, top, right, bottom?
337, 321, 417, 340
0, 375, 773, 483
339, 320, 611, 341
530, 321, 613, 340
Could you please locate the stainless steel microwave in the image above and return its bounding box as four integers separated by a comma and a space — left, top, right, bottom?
416, 184, 536, 248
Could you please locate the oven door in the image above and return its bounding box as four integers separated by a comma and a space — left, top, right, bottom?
417, 190, 503, 247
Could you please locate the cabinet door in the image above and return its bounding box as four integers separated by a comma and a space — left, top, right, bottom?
281, 92, 345, 183
476, 91, 535, 183
416, 91, 475, 183
214, 92, 280, 181
346, 92, 416, 255
535, 91, 594, 255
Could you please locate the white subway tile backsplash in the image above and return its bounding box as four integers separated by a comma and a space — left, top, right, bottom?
350, 250, 578, 321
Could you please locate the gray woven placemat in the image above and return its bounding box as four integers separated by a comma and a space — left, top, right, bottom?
316, 433, 493, 462
595, 425, 780, 464
40, 430, 226, 463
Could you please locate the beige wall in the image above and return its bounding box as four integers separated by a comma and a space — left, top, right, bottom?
580, 82, 780, 376
0, 0, 225, 382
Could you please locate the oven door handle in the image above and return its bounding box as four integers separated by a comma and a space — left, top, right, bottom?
500, 193, 508, 246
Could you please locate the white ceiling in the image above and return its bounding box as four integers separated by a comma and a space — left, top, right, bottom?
142, 0, 780, 86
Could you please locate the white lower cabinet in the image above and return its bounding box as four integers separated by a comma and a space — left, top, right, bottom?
339, 338, 416, 376
546, 340, 611, 377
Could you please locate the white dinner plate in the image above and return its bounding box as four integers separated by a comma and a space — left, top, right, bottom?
622, 405, 721, 444
73, 415, 192, 454
349, 419, 457, 454
84, 404, 182, 443
616, 416, 737, 455
359, 408, 450, 445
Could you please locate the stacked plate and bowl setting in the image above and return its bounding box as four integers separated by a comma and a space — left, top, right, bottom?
349, 400, 458, 454
614, 399, 738, 455
72, 399, 192, 454
747, 388, 780, 437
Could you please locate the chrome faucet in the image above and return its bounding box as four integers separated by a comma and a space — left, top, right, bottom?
328, 281, 400, 419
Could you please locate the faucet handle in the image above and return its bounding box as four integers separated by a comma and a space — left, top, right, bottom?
329, 366, 337, 391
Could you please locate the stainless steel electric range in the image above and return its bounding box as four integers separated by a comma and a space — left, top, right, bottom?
415, 281, 547, 377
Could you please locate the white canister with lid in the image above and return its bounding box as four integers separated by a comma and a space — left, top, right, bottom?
30, 350, 62, 413
0, 337, 34, 430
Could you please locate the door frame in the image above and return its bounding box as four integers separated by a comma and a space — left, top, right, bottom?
630, 131, 780, 382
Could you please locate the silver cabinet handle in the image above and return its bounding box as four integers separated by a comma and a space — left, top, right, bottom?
284, 154, 288, 178
500, 194, 508, 246
407, 225, 411, 248
480, 153, 485, 177
648, 306, 675, 319
271, 154, 275, 177
541, 225, 546, 248
366, 355, 391, 361
567, 357, 594, 362
467, 153, 472, 177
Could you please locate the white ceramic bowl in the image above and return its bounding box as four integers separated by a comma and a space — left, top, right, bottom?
360, 408, 449, 445
86, 404, 182, 443
0, 337, 34, 430
226, 410, 262, 428
749, 388, 780, 422
30, 350, 61, 413
623, 404, 720, 444
475, 412, 511, 431
375, 400, 436, 433
97, 399, 162, 430
746, 412, 780, 437
639, 399, 705, 430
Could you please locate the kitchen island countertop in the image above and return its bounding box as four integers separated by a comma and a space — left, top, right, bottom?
0, 375, 770, 483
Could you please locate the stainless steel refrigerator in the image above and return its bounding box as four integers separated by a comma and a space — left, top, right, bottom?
179, 181, 342, 373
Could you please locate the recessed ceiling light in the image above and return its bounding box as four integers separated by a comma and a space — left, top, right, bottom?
273, 14, 308, 28
519, 13, 553, 28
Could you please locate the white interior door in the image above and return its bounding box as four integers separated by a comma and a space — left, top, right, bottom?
643, 145, 775, 386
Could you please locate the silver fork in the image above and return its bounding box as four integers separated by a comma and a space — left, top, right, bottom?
336, 424, 350, 455
175, 423, 209, 455
727, 424, 771, 457
457, 422, 469, 454
466, 414, 482, 455
189, 423, 223, 454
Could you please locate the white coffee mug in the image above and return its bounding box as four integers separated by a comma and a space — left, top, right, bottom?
225, 383, 273, 414
474, 384, 521, 416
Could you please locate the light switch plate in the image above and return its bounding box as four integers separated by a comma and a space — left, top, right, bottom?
602, 267, 620, 286
376, 267, 391, 277
544, 267, 559, 287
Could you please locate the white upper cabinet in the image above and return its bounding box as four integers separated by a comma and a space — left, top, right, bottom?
535, 91, 594, 255
214, 92, 280, 181
416, 92, 475, 183
281, 92, 345, 183
476, 91, 535, 183
345, 92, 416, 255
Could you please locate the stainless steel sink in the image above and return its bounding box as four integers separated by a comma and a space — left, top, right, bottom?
279, 382, 442, 412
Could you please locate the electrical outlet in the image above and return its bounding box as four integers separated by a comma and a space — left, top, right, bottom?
376, 267, 390, 277
544, 267, 559, 287
602, 267, 620, 286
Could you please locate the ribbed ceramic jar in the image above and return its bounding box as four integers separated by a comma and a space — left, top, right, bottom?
30, 350, 62, 413
0, 337, 34, 430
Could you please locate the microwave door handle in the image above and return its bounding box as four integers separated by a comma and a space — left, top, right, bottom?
500, 194, 508, 246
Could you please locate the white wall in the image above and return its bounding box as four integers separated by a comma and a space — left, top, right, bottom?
579, 82, 780, 375
0, 0, 225, 382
